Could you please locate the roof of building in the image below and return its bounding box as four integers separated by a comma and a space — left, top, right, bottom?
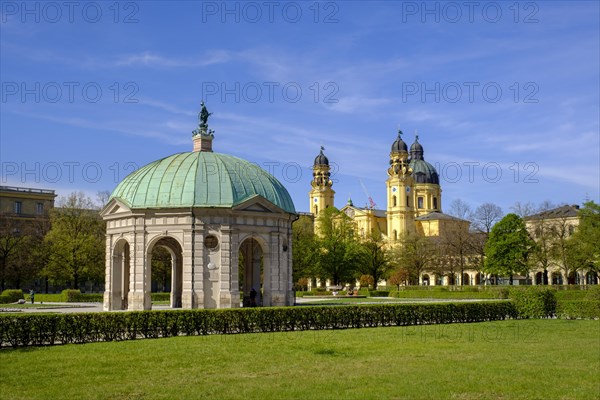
110, 151, 296, 213
409, 135, 424, 160
410, 159, 439, 184
391, 130, 408, 152
313, 147, 329, 166
524, 205, 580, 220
415, 211, 469, 222
0, 186, 56, 196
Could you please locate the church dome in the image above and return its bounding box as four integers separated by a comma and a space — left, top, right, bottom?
410, 159, 439, 184
110, 151, 296, 213
410, 136, 424, 160
314, 147, 329, 166
391, 130, 408, 152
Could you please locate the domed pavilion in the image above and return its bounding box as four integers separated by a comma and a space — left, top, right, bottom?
101, 103, 297, 311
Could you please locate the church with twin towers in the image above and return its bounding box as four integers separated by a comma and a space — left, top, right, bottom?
309, 130, 473, 286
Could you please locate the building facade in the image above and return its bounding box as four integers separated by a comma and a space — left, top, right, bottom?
525, 205, 598, 285
309, 131, 474, 287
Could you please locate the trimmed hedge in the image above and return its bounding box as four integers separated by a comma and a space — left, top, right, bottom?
389, 290, 506, 299
509, 287, 556, 318
61, 290, 103, 303
151, 293, 171, 302
369, 290, 390, 297
0, 302, 517, 348
556, 301, 600, 319
0, 290, 24, 304
555, 286, 600, 319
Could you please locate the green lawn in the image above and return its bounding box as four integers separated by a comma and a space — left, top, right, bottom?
1, 319, 598, 399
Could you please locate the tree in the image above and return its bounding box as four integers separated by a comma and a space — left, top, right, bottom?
528, 217, 554, 285
292, 214, 319, 288
43, 192, 105, 289
484, 213, 534, 284
388, 267, 411, 289
567, 201, 600, 274
355, 229, 392, 290
390, 233, 436, 285
0, 215, 47, 291
510, 201, 538, 218
315, 207, 361, 286
151, 246, 171, 292
510, 200, 562, 218
447, 199, 473, 220
96, 190, 112, 209
548, 216, 579, 284
472, 203, 503, 234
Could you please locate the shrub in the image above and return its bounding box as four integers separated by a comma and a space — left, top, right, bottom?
509, 287, 556, 318
151, 293, 170, 302
60, 290, 102, 303
0, 302, 518, 348
556, 300, 600, 319
369, 290, 390, 297
0, 290, 24, 304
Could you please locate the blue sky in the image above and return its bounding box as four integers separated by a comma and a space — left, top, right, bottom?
1, 1, 599, 213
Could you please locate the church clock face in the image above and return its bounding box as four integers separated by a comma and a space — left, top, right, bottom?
406, 187, 411, 193
313, 198, 318, 203
392, 186, 397, 193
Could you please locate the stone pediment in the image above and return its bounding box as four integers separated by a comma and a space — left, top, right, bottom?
233, 195, 290, 214
100, 198, 132, 218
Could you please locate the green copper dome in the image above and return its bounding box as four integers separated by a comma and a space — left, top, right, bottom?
111, 152, 296, 213
410, 159, 439, 185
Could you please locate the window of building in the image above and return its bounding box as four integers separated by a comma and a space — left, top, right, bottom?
568, 225, 575, 236
433, 197, 438, 209
406, 196, 409, 206
392, 195, 397, 207
14, 201, 22, 215
417, 197, 424, 209
393, 230, 397, 241
314, 205, 318, 215
36, 202, 44, 215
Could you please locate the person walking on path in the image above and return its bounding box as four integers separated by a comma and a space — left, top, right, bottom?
29, 289, 35, 304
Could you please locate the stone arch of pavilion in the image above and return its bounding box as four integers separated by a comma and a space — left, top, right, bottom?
146, 235, 183, 309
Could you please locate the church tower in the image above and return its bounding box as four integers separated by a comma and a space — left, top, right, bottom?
309, 147, 335, 217
409, 135, 442, 216
386, 130, 415, 241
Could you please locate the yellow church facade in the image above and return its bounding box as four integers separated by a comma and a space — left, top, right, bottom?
309, 131, 474, 287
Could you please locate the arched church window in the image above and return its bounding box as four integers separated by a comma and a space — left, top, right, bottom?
406, 196, 409, 206
314, 205, 318, 214
392, 195, 397, 207
393, 230, 397, 240
418, 197, 424, 209
433, 197, 438, 209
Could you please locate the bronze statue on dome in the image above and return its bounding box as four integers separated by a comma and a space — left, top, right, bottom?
193, 101, 213, 136
199, 101, 212, 128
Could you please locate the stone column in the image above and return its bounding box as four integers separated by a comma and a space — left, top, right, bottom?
103, 234, 114, 311
182, 219, 204, 309
219, 227, 237, 308
269, 231, 286, 306
129, 220, 149, 310
193, 222, 205, 308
